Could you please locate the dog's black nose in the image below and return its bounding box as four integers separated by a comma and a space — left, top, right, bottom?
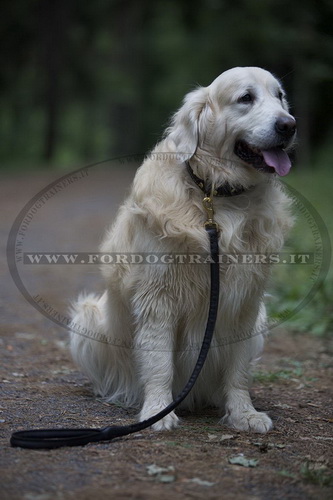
275, 116, 297, 139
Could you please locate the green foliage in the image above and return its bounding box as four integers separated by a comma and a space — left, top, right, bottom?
278, 464, 333, 486
254, 360, 303, 383
300, 462, 333, 487
267, 163, 333, 336
278, 469, 297, 480
0, 0, 333, 166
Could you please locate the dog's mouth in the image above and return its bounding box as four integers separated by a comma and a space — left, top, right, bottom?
234, 140, 292, 176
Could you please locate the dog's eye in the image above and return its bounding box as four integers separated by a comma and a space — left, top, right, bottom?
239, 93, 253, 103
278, 91, 284, 101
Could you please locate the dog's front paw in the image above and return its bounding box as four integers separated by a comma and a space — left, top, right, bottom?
140, 405, 180, 431
152, 412, 180, 431
221, 410, 273, 434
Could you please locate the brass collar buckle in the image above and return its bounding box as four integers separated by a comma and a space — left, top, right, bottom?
202, 184, 219, 231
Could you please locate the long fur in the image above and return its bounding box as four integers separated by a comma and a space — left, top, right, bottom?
70, 67, 295, 433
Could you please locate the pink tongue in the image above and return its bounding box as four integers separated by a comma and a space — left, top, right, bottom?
261, 148, 291, 176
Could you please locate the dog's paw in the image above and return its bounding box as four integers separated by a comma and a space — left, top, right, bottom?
220, 410, 273, 434
151, 412, 180, 431
139, 406, 180, 431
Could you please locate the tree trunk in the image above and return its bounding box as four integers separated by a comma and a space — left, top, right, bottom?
39, 0, 68, 163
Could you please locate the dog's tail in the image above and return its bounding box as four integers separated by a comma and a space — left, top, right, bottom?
70, 291, 107, 342
69, 292, 140, 407
69, 292, 110, 390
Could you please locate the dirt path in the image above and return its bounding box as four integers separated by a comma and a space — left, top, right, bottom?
1, 170, 332, 500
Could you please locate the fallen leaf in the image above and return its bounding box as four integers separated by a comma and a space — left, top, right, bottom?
146, 464, 176, 483
220, 434, 235, 441
188, 477, 215, 487
146, 464, 175, 475
252, 441, 286, 450
207, 433, 234, 443
158, 475, 176, 483
273, 403, 292, 409
229, 455, 259, 468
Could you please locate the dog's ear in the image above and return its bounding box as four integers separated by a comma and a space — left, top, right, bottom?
166, 86, 209, 162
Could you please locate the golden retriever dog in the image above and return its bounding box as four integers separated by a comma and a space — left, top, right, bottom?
70, 67, 296, 433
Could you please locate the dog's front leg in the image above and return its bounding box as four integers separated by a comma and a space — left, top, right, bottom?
220, 337, 273, 433
134, 320, 179, 431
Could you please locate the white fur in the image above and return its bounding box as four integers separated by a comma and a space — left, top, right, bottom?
70, 67, 295, 433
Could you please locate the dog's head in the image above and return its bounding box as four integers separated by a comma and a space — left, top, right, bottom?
167, 67, 296, 177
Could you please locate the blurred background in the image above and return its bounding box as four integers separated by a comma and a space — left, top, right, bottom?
1, 0, 333, 168
1, 0, 332, 336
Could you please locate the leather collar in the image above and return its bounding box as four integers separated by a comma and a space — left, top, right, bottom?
186, 161, 249, 197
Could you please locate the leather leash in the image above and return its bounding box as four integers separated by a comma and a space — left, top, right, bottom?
10, 203, 220, 449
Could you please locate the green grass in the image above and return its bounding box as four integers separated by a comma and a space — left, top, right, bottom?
277, 463, 333, 487
253, 362, 303, 384
254, 370, 298, 383
278, 469, 297, 480
300, 462, 333, 487
267, 162, 333, 336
